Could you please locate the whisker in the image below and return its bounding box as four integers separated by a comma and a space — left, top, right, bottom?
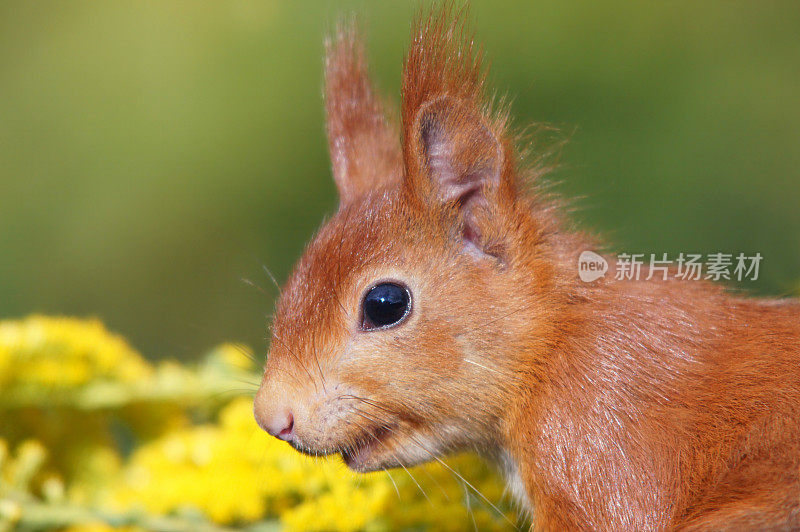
460, 301, 537, 336
261, 264, 281, 293
308, 331, 328, 394
232, 377, 260, 389
339, 394, 402, 416
270, 334, 319, 394
464, 479, 479, 532
314, 350, 328, 394
406, 434, 517, 529
338, 393, 513, 525
211, 389, 256, 400
384, 468, 401, 500
348, 416, 432, 504
463, 358, 505, 376
241, 277, 270, 298
264, 372, 305, 390
231, 342, 260, 365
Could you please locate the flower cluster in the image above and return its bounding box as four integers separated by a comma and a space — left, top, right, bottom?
0, 316, 517, 531
0, 315, 151, 390
111, 398, 515, 531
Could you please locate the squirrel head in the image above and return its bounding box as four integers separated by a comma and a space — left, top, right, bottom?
255, 8, 571, 472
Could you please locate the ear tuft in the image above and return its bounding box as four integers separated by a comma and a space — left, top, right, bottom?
401, 5, 487, 176
325, 21, 402, 203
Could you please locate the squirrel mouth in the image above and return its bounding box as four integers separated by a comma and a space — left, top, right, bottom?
340, 424, 396, 471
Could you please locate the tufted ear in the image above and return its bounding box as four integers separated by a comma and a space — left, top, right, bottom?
410, 97, 505, 250
324, 23, 402, 204
401, 8, 512, 256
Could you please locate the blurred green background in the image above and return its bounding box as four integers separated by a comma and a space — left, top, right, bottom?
1, 1, 798, 358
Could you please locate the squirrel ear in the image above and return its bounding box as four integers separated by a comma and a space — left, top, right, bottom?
409, 96, 506, 252
324, 23, 403, 203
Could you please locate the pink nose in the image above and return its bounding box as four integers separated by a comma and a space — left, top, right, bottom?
255, 407, 295, 441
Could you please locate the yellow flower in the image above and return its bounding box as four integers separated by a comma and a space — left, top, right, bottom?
0, 315, 515, 530
111, 398, 514, 530
0, 315, 151, 390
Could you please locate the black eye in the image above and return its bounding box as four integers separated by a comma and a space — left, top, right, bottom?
361, 282, 411, 330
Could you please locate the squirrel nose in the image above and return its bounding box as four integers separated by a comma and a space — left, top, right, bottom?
255, 407, 295, 442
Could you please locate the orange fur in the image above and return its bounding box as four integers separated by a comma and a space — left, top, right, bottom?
254, 7, 800, 530
325, 21, 402, 201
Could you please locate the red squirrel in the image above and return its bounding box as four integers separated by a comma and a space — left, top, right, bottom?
254, 7, 800, 530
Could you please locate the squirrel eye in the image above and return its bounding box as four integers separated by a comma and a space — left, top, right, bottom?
361, 282, 411, 331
